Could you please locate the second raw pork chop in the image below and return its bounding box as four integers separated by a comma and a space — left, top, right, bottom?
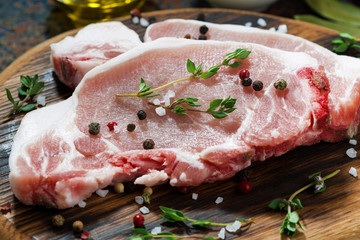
9, 38, 349, 208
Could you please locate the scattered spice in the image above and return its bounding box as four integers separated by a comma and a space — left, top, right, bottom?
238, 180, 252, 194
107, 121, 118, 131
127, 123, 136, 132
177, 186, 188, 194
215, 196, 224, 204
252, 80, 263, 91
142, 187, 153, 204
199, 25, 209, 34
143, 186, 153, 196
184, 33, 191, 39
52, 214, 65, 227
143, 139, 155, 149
241, 77, 252, 87
73, 220, 84, 232
130, 9, 141, 17
133, 214, 145, 228
274, 78, 288, 90
198, 34, 207, 40
140, 18, 149, 28
88, 122, 100, 135
137, 110, 147, 120
239, 69, 250, 80
0, 202, 11, 214
114, 182, 124, 193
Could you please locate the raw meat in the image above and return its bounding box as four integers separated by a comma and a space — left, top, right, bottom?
145, 19, 360, 134
51, 21, 142, 89
9, 38, 353, 209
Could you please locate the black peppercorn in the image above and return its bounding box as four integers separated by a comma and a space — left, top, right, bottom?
88, 122, 100, 135
148, 16, 156, 24
127, 123, 136, 132
198, 34, 207, 40
252, 80, 263, 91
199, 25, 209, 34
274, 78, 287, 90
241, 77, 252, 87
137, 110, 147, 120
143, 139, 155, 149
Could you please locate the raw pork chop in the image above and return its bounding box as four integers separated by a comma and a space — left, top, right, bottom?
9, 38, 349, 209
51, 21, 142, 89
145, 19, 360, 134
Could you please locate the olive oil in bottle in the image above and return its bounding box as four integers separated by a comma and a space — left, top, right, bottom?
54, 0, 146, 26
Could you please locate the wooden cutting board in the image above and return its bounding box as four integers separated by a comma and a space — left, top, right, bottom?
1, 8, 359, 240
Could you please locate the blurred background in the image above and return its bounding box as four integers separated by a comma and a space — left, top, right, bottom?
1, 0, 360, 73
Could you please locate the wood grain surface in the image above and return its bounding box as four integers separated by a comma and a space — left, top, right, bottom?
1, 8, 359, 240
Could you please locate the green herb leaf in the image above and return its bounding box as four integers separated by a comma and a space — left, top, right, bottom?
131, 228, 150, 235
195, 63, 203, 75
28, 81, 44, 96
207, 99, 222, 112
211, 112, 228, 119
186, 59, 196, 74
159, 206, 188, 222
199, 71, 217, 79
172, 105, 188, 116
228, 61, 243, 68
20, 75, 32, 88
124, 236, 143, 240
339, 32, 356, 41
17, 87, 28, 96
20, 104, 37, 112
288, 211, 300, 224
293, 198, 303, 210
6, 88, 15, 104
202, 237, 218, 240
268, 198, 283, 210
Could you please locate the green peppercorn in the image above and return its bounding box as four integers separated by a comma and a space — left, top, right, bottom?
241, 77, 252, 87
88, 122, 100, 135
52, 214, 65, 227
143, 186, 153, 196
252, 80, 263, 91
72, 220, 84, 232
199, 25, 209, 34
137, 110, 147, 120
143, 139, 155, 149
198, 34, 207, 40
127, 123, 136, 132
274, 78, 287, 90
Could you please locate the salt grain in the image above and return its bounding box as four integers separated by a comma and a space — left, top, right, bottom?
277, 24, 288, 33
225, 220, 241, 232
132, 16, 139, 24
257, 18, 267, 27
218, 227, 226, 239
135, 196, 144, 205
140, 17, 149, 28
36, 95, 46, 106
140, 206, 150, 214
96, 189, 109, 197
346, 148, 357, 158
151, 226, 162, 235
155, 107, 166, 116
349, 139, 357, 145
165, 90, 175, 98
192, 193, 198, 200
153, 98, 161, 105
349, 167, 358, 177
244, 22, 252, 27
113, 125, 120, 133
268, 27, 276, 32
78, 200, 86, 208
215, 196, 223, 204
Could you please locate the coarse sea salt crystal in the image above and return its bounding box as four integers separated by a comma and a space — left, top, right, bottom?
257, 18, 267, 27
277, 24, 288, 33
140, 17, 149, 28
135, 196, 144, 205
155, 107, 166, 116
346, 148, 357, 158
96, 189, 109, 197
215, 196, 223, 204
78, 200, 86, 208
153, 98, 161, 105
140, 206, 150, 214
151, 226, 162, 235
349, 139, 357, 145
218, 227, 226, 239
132, 16, 139, 24
244, 22, 252, 27
349, 167, 358, 177
268, 27, 276, 32
113, 125, 120, 133
192, 193, 198, 200
225, 220, 241, 232
37, 95, 46, 106
165, 90, 175, 98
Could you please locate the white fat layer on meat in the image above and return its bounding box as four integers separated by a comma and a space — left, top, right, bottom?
134, 170, 169, 186
179, 172, 187, 182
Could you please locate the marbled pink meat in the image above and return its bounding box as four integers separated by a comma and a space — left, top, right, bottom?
9, 38, 352, 209
51, 21, 142, 89
145, 19, 360, 134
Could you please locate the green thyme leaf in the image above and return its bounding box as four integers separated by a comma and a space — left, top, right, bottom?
195, 63, 203, 75
131, 228, 150, 235
20, 104, 36, 112
5, 88, 15, 104
207, 99, 222, 112
124, 236, 143, 240
20, 75, 32, 88
288, 211, 299, 224
17, 87, 27, 96
211, 112, 228, 119
186, 59, 196, 74
28, 81, 44, 96
228, 61, 243, 68
268, 198, 283, 210
293, 198, 303, 210
172, 105, 188, 116
191, 219, 212, 227
339, 32, 356, 41
159, 206, 188, 222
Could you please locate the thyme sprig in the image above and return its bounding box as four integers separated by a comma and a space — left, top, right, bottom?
115, 49, 251, 98
4, 74, 44, 117
268, 169, 340, 237
148, 96, 237, 119
331, 32, 360, 54
127, 228, 219, 240
159, 206, 252, 228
